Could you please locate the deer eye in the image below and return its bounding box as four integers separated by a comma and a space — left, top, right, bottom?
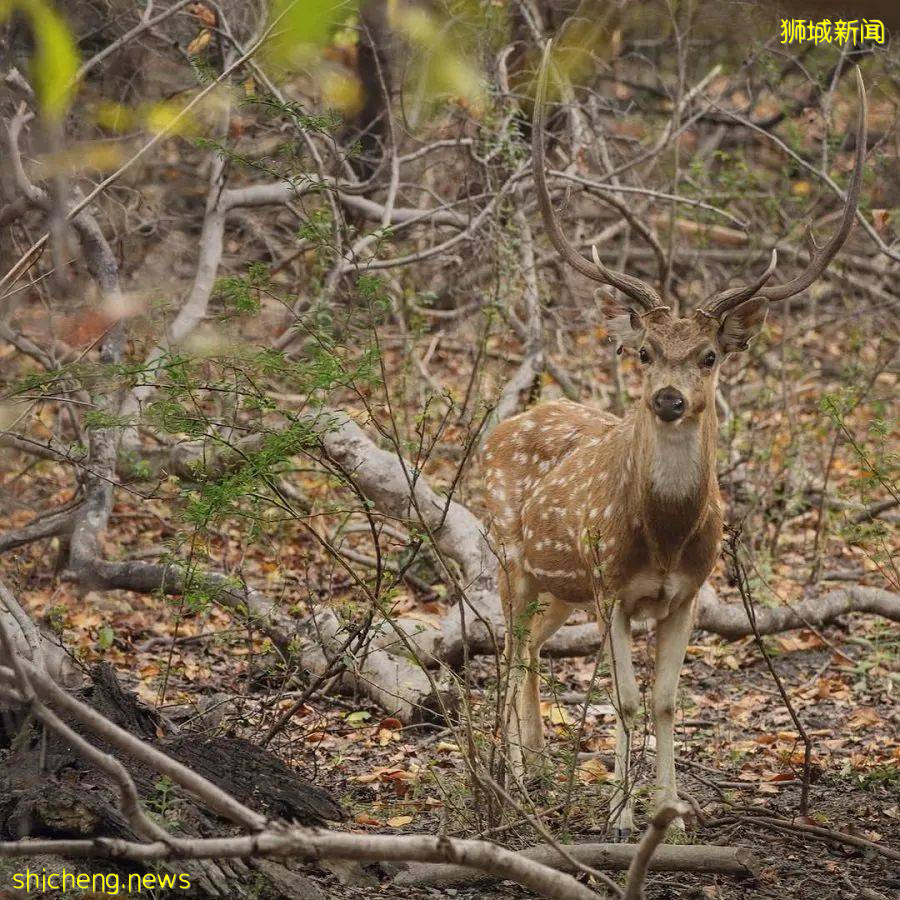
639, 347, 651, 365
701, 350, 717, 368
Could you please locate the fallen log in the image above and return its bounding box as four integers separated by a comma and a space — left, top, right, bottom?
60, 558, 442, 723
369, 582, 900, 665
695, 582, 900, 639
393, 841, 761, 889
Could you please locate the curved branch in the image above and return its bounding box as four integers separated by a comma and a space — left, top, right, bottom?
623, 803, 690, 900
695, 582, 899, 640
0, 506, 75, 553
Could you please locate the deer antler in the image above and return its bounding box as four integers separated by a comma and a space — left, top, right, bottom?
703, 67, 867, 317
532, 41, 663, 312
697, 248, 778, 319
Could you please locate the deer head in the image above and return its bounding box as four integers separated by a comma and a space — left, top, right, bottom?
532, 41, 867, 429
599, 295, 770, 426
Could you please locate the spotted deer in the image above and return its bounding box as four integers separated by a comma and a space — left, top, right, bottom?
483, 44, 866, 837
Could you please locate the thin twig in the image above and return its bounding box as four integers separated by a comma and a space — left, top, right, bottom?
725, 530, 812, 815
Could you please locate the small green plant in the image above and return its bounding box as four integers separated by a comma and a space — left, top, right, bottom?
96, 624, 115, 651
147, 776, 180, 824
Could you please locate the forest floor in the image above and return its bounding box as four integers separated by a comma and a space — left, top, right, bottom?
10, 565, 899, 898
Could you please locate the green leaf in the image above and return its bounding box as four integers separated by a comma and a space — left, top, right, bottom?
393, 4, 485, 123
20, 0, 80, 121
345, 710, 371, 726
262, 0, 349, 72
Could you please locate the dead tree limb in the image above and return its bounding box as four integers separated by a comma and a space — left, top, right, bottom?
529, 583, 900, 657
695, 582, 900, 639
393, 839, 760, 889
0, 831, 607, 900
0, 579, 81, 691
0, 506, 75, 554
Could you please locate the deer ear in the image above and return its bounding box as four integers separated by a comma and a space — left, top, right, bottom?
599, 294, 644, 351
717, 296, 768, 354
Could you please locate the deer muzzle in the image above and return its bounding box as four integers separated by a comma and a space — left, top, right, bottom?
652, 387, 686, 422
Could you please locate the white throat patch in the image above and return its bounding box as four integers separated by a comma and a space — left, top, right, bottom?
649, 421, 701, 500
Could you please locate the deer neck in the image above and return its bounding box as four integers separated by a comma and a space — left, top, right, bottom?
628, 403, 718, 523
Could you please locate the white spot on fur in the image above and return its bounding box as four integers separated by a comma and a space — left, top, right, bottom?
663, 571, 696, 603
531, 567, 579, 579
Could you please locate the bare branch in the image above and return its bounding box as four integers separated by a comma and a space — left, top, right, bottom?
0, 831, 607, 900
623, 803, 691, 900
488, 208, 545, 428
0, 505, 75, 554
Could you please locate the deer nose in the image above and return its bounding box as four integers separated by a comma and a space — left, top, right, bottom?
652, 387, 685, 422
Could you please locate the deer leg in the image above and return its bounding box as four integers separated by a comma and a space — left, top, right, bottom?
519, 594, 571, 763
653, 598, 694, 832
605, 603, 639, 840
501, 562, 539, 779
